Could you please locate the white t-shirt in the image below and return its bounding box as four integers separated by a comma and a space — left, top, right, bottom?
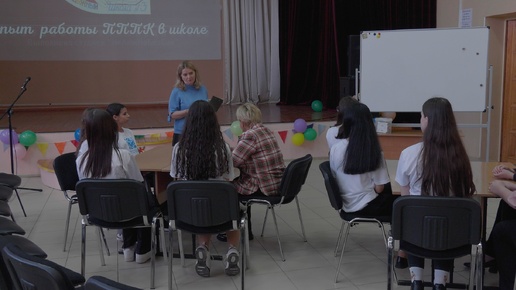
325, 126, 340, 150
329, 139, 390, 212
118, 128, 139, 156
77, 128, 139, 156
76, 147, 144, 182
170, 142, 235, 181
395, 142, 423, 196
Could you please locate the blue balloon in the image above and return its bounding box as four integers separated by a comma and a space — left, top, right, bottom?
74, 128, 81, 142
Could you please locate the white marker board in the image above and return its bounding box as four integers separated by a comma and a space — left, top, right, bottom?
359, 27, 489, 112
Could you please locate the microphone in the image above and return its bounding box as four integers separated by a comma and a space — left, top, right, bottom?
21, 77, 31, 89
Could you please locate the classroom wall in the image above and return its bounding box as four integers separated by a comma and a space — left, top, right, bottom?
436, 0, 516, 161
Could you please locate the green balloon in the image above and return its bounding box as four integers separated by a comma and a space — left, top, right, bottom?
304, 128, 317, 141
230, 121, 243, 136
311, 100, 323, 112
19, 130, 37, 146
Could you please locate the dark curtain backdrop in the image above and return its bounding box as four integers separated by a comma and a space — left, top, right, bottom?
279, 0, 436, 109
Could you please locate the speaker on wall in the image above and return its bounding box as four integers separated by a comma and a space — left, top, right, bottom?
339, 77, 356, 98
347, 35, 360, 77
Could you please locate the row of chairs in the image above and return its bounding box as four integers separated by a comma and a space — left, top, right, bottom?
319, 161, 484, 289
0, 183, 140, 289
55, 153, 313, 289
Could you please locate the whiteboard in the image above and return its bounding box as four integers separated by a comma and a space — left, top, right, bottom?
359, 27, 489, 112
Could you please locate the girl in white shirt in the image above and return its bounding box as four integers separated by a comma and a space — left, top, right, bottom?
329, 102, 395, 216
76, 109, 153, 264
395, 97, 475, 290
106, 103, 139, 156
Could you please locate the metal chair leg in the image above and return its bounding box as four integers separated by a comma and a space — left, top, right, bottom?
81, 222, 86, 276
63, 201, 73, 251
13, 188, 27, 217
334, 222, 345, 257
177, 230, 185, 267
96, 227, 106, 266
294, 196, 307, 241
260, 206, 270, 237
168, 222, 174, 290
270, 207, 285, 261
99, 228, 110, 256
151, 220, 157, 289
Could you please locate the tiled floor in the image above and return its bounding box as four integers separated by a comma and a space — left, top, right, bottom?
7, 158, 501, 289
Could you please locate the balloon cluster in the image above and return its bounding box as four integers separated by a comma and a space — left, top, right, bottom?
291, 118, 317, 146
0, 129, 37, 159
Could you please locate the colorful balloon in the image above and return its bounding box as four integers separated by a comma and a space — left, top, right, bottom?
230, 121, 243, 137
19, 130, 37, 146
304, 128, 317, 141
0, 129, 18, 145
291, 132, 305, 146
74, 128, 81, 142
293, 118, 307, 133
311, 100, 323, 112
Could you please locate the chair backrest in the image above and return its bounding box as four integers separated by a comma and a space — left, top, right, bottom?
278, 154, 313, 203
76, 179, 150, 226
53, 152, 79, 192
318, 161, 343, 211
2, 244, 77, 290
166, 180, 241, 233
392, 196, 481, 256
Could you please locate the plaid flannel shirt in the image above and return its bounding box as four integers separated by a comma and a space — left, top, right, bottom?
232, 124, 285, 196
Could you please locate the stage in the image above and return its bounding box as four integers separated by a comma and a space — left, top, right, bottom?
0, 103, 338, 133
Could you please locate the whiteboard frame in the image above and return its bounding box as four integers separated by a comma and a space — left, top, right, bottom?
359, 27, 489, 112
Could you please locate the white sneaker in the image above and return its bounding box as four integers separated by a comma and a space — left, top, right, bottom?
136, 251, 151, 264
123, 246, 135, 262
194, 245, 211, 277
224, 247, 240, 276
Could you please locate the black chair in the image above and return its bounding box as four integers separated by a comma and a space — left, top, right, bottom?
166, 180, 247, 290
387, 196, 483, 290
239, 154, 312, 261
76, 179, 164, 289
0, 234, 48, 290
0, 173, 27, 217
54, 153, 111, 254
319, 161, 391, 283
85, 275, 143, 290
2, 243, 85, 290
0, 185, 15, 221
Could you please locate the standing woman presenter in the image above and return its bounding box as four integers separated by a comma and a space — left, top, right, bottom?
168, 61, 209, 145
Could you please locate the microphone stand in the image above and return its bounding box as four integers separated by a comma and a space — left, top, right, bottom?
0, 78, 43, 217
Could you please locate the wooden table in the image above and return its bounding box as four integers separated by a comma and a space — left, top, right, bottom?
386, 159, 513, 239
378, 128, 422, 159
135, 145, 173, 204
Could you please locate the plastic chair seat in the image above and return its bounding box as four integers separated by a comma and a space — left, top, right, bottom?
0, 217, 25, 235
166, 180, 247, 290
0, 185, 13, 200
0, 173, 22, 187
2, 243, 86, 290
1, 235, 47, 258
76, 179, 164, 289
387, 196, 483, 290
0, 200, 12, 217
241, 154, 312, 261
319, 161, 391, 283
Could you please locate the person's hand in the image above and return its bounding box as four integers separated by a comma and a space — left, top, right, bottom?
489, 180, 505, 196
492, 165, 514, 180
